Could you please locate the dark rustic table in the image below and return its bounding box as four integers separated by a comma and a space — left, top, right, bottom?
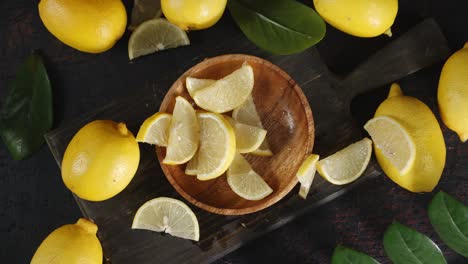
1, 0, 467, 263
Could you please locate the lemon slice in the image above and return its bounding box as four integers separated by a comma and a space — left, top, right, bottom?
129, 0, 162, 31
227, 153, 273, 200
186, 78, 215, 98
163, 97, 199, 165
194, 112, 236, 181
232, 96, 273, 156
317, 138, 372, 185
136, 112, 172, 146
193, 64, 254, 113
364, 116, 416, 174
132, 197, 199, 241
128, 18, 190, 60
185, 159, 198, 176
225, 116, 267, 154
296, 154, 319, 199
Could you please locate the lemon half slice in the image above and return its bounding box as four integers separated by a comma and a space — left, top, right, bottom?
186, 78, 215, 98
317, 138, 372, 185
132, 197, 199, 241
163, 97, 199, 165
364, 116, 416, 174
136, 112, 172, 146
193, 64, 254, 113
194, 112, 236, 181
227, 153, 273, 200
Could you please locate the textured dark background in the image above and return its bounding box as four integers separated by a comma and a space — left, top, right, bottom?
1, 0, 467, 263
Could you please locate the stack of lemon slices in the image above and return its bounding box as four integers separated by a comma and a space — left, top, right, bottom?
137, 64, 273, 201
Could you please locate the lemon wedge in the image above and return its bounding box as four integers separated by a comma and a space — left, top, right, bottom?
225, 116, 267, 154
163, 97, 199, 165
136, 112, 172, 146
232, 96, 272, 156
364, 116, 416, 174
193, 112, 236, 181
227, 153, 273, 200
296, 154, 319, 199
193, 64, 254, 113
132, 197, 199, 241
317, 138, 372, 185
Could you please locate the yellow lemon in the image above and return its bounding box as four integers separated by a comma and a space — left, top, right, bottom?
161, 0, 227, 30
31, 218, 102, 264
438, 43, 468, 142
374, 83, 446, 192
38, 0, 127, 53
61, 120, 140, 201
313, 0, 398, 37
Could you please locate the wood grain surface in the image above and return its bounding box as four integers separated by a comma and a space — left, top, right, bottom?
1, 0, 467, 263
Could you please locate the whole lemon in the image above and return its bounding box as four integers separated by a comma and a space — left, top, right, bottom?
438, 43, 468, 142
38, 0, 127, 53
31, 218, 102, 264
374, 84, 446, 192
313, 0, 398, 37
61, 120, 140, 201
161, 0, 227, 31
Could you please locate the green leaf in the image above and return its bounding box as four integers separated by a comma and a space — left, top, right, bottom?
331, 246, 380, 264
228, 0, 326, 55
428, 191, 468, 257
0, 52, 53, 160
383, 221, 446, 264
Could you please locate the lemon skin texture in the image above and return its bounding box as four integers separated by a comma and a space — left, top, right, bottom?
61, 120, 140, 201
438, 43, 468, 142
31, 218, 102, 264
313, 0, 398, 37
38, 0, 127, 53
374, 84, 446, 192
161, 0, 227, 30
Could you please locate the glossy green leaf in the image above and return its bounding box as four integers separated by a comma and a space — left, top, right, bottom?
331, 246, 380, 264
228, 0, 326, 55
0, 52, 53, 160
428, 191, 468, 257
383, 221, 446, 264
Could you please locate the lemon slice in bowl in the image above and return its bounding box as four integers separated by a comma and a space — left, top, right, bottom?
186, 78, 215, 98
317, 138, 372, 185
193, 64, 254, 113
195, 112, 236, 181
129, 0, 162, 31
128, 18, 190, 60
225, 116, 267, 154
232, 96, 273, 156
296, 154, 319, 199
132, 197, 199, 241
163, 97, 199, 165
364, 116, 416, 174
227, 153, 273, 200
136, 112, 172, 146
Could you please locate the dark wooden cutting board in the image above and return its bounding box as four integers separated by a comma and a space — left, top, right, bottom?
45, 18, 450, 264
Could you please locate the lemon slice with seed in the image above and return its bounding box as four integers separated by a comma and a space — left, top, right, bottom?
317, 138, 372, 185
225, 116, 267, 154
364, 116, 416, 174
227, 153, 273, 200
129, 0, 162, 31
136, 112, 171, 146
193, 64, 254, 113
194, 112, 236, 181
232, 96, 273, 156
296, 154, 319, 199
132, 197, 199, 241
128, 18, 190, 60
186, 78, 215, 98
163, 97, 199, 165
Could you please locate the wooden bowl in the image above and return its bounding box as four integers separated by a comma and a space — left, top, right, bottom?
157, 54, 314, 215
